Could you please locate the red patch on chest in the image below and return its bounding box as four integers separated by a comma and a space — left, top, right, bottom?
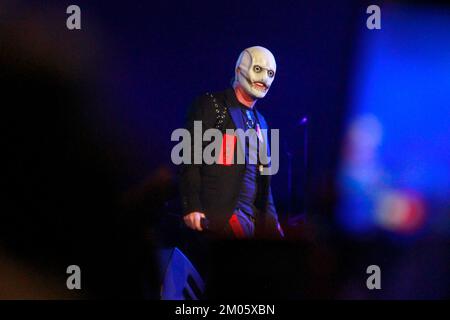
217, 133, 236, 166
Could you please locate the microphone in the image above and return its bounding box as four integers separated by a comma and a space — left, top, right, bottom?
200, 217, 210, 231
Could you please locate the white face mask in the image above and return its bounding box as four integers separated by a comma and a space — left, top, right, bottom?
234, 46, 276, 99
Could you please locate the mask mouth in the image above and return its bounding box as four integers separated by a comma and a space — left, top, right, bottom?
252, 81, 268, 92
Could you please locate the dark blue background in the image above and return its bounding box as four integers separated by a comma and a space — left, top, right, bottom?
70, 0, 362, 220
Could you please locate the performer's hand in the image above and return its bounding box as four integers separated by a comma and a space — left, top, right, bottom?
183, 212, 206, 231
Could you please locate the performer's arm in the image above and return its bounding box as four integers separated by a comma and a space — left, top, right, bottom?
179, 95, 214, 231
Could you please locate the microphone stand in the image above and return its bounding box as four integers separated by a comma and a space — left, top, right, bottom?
287, 116, 308, 227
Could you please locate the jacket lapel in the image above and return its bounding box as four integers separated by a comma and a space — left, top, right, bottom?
224, 89, 246, 159
257, 112, 270, 170
228, 105, 245, 131
228, 105, 246, 161
255, 110, 270, 156
224, 88, 245, 131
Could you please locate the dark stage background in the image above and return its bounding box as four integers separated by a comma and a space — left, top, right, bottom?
1, 0, 449, 299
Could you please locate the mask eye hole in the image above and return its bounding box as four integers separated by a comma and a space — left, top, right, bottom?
268, 70, 275, 78
253, 65, 262, 73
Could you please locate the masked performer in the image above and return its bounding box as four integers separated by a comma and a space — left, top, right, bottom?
180, 46, 283, 239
